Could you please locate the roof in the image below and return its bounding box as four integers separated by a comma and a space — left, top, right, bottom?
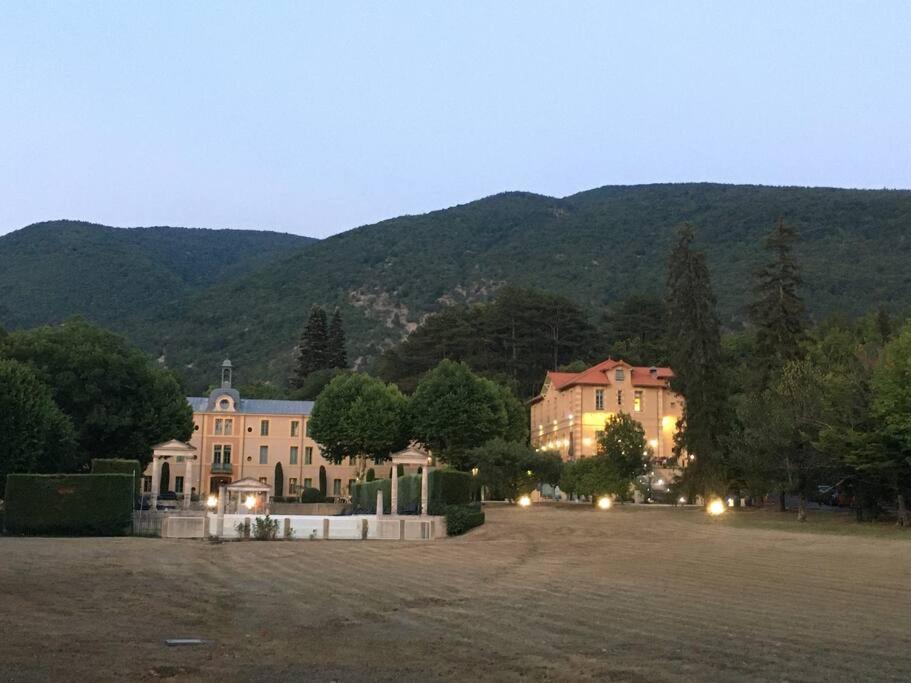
533, 358, 675, 399
186, 396, 314, 415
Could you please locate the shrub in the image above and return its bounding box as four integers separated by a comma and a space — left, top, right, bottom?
4, 473, 134, 536
366, 468, 375, 482
444, 503, 485, 536
299, 487, 326, 503
252, 515, 279, 540
91, 459, 143, 496
352, 478, 391, 514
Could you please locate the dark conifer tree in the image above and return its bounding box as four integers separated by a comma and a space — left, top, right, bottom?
665, 224, 728, 495
292, 305, 329, 387
327, 308, 348, 369
749, 218, 805, 385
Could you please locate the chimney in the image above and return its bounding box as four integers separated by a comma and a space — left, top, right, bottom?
649, 366, 658, 376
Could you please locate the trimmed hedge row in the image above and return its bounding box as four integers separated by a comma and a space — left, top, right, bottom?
444, 503, 485, 536
300, 487, 326, 503
91, 458, 143, 496
4, 473, 134, 536
352, 469, 476, 515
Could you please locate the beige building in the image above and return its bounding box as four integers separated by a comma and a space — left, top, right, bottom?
142, 360, 361, 499
529, 358, 684, 465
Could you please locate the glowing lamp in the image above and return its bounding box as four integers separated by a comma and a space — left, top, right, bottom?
244, 495, 256, 509
518, 495, 532, 508
471, 467, 479, 477
678, 496, 687, 504
727, 497, 735, 508
707, 499, 726, 516
206, 495, 218, 509
597, 496, 612, 510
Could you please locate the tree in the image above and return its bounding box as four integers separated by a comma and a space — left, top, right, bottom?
561, 413, 650, 501
274, 462, 284, 498
665, 224, 728, 495
409, 360, 508, 468
0, 359, 77, 485
467, 439, 562, 501
308, 373, 409, 479
604, 294, 669, 366
0, 319, 193, 469
327, 308, 348, 369
750, 218, 805, 386
491, 382, 529, 444
871, 323, 911, 526
292, 305, 329, 387
318, 465, 327, 496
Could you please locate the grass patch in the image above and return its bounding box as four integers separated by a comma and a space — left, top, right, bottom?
702, 507, 911, 540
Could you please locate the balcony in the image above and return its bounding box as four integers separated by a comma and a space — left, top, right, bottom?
211, 462, 233, 474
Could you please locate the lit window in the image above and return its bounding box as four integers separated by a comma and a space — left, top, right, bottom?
214, 418, 223, 435
595, 389, 604, 411
259, 477, 268, 485
259, 446, 268, 464
333, 479, 342, 496
290, 420, 300, 437
290, 446, 298, 465
224, 419, 233, 435
615, 369, 624, 382
634, 391, 643, 412
260, 420, 270, 436
304, 477, 312, 489
304, 447, 313, 465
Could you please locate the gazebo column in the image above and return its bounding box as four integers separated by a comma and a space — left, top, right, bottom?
183, 457, 193, 508
216, 484, 226, 537
421, 465, 430, 516
149, 456, 160, 510
390, 471, 399, 516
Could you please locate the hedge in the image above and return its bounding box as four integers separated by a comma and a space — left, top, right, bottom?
91, 458, 143, 496
351, 470, 475, 515
444, 504, 485, 536
300, 488, 326, 503
4, 473, 135, 536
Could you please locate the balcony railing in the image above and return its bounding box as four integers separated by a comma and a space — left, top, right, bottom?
211, 462, 233, 473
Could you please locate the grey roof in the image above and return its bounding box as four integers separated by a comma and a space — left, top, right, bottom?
186, 396, 314, 415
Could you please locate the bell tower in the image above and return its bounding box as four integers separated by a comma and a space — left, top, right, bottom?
221, 359, 233, 388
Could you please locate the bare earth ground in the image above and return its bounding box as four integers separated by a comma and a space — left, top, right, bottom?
1, 506, 910, 682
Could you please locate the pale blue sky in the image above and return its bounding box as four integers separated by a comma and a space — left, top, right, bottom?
1, 1, 909, 238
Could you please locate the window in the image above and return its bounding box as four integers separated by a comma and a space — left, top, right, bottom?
143, 476, 152, 493
615, 369, 625, 382
290, 446, 298, 465
290, 420, 300, 437
617, 390, 623, 406
333, 479, 342, 495
259, 445, 268, 464
223, 445, 232, 464
175, 476, 184, 494
347, 479, 355, 493
259, 477, 268, 485
305, 420, 311, 437
260, 420, 270, 436
289, 477, 298, 493
595, 430, 604, 442
304, 447, 313, 465
218, 398, 230, 410
214, 418, 223, 435
595, 389, 604, 411
347, 456, 354, 466
213, 445, 223, 463
224, 419, 233, 435
634, 391, 643, 412
304, 477, 312, 489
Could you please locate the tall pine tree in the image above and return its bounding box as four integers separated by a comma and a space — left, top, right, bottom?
749, 218, 805, 386
665, 224, 728, 496
292, 305, 329, 387
327, 308, 348, 369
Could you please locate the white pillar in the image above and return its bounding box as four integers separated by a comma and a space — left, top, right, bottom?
149, 455, 160, 510
216, 484, 226, 537
376, 489, 384, 518
390, 468, 399, 516
421, 466, 430, 517
183, 458, 193, 508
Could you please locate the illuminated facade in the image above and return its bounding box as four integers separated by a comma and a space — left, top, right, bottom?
529, 358, 684, 464
141, 360, 361, 499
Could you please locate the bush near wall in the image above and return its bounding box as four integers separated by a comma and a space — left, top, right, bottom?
91, 459, 143, 496
299, 487, 326, 503
352, 479, 391, 514
352, 470, 475, 515
4, 473, 134, 536
444, 503, 485, 536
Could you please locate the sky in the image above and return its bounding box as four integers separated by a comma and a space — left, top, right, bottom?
1, 1, 910, 238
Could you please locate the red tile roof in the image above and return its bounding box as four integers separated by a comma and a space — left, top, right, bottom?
541, 358, 674, 393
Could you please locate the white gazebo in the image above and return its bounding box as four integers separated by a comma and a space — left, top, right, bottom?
224, 477, 271, 515
389, 445, 434, 516
148, 440, 198, 509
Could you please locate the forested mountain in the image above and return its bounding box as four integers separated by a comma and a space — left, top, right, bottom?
3, 184, 910, 391
0, 220, 314, 330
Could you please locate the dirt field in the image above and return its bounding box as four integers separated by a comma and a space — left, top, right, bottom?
1, 505, 910, 682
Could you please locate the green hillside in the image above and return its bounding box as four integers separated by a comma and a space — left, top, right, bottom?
147, 183, 911, 390
3, 184, 910, 392
0, 220, 315, 330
